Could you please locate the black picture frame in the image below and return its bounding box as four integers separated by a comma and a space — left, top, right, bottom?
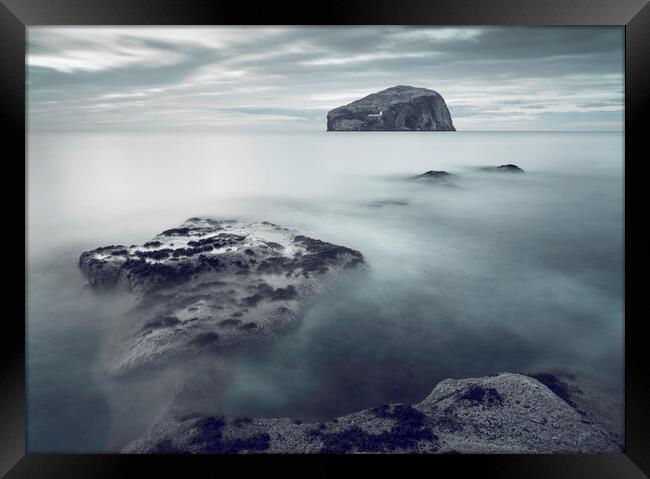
2, 0, 648, 476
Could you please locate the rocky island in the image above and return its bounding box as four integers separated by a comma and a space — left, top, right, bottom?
124, 371, 622, 454
327, 86, 455, 131
79, 218, 365, 376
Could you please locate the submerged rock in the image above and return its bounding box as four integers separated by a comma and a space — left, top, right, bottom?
367, 199, 409, 209
412, 170, 457, 186
481, 164, 525, 173
327, 86, 455, 132
79, 218, 365, 375
123, 372, 622, 454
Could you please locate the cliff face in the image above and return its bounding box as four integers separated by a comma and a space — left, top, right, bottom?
327, 86, 455, 131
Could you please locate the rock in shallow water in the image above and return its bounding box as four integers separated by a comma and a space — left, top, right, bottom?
367, 199, 409, 209
481, 164, 525, 173
327, 86, 455, 132
79, 218, 365, 376
412, 170, 457, 186
123, 372, 621, 454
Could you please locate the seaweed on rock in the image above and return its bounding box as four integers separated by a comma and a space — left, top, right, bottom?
527, 372, 580, 408
315, 404, 437, 453
190, 417, 271, 453
459, 386, 503, 406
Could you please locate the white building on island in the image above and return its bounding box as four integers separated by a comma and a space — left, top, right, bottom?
368, 110, 383, 118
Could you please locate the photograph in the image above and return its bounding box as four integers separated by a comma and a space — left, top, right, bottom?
26, 26, 625, 454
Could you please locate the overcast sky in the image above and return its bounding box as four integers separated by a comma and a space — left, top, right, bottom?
27, 27, 624, 132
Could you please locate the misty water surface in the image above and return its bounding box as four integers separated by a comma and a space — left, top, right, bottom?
27, 131, 624, 451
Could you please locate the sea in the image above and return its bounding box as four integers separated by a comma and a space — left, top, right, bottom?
27, 130, 624, 451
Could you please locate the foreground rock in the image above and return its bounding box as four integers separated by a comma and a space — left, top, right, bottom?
481, 164, 525, 173
79, 218, 364, 376
327, 86, 455, 131
412, 170, 457, 186
124, 371, 622, 454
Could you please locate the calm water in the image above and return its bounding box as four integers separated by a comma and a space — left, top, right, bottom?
27, 131, 624, 451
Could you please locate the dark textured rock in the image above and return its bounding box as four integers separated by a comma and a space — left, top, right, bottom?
526, 372, 579, 408
458, 385, 503, 406
368, 199, 409, 209
327, 86, 455, 131
142, 316, 181, 331
124, 372, 622, 454
189, 417, 271, 453
79, 218, 365, 375
413, 170, 457, 186
414, 170, 452, 180
481, 164, 525, 173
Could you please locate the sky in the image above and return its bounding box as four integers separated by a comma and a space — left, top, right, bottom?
27, 27, 624, 132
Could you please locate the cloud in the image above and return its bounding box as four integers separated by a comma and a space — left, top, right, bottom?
28, 45, 184, 73
27, 27, 624, 131
300, 51, 437, 67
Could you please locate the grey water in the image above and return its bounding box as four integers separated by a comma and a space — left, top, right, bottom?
27, 131, 624, 451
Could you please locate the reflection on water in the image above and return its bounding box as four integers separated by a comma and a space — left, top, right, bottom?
27, 131, 624, 451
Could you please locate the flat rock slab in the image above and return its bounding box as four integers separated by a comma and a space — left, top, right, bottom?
124, 372, 622, 454
79, 218, 365, 376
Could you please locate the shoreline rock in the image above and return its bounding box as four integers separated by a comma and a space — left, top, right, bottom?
123, 371, 622, 454
79, 218, 365, 376
327, 86, 455, 132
